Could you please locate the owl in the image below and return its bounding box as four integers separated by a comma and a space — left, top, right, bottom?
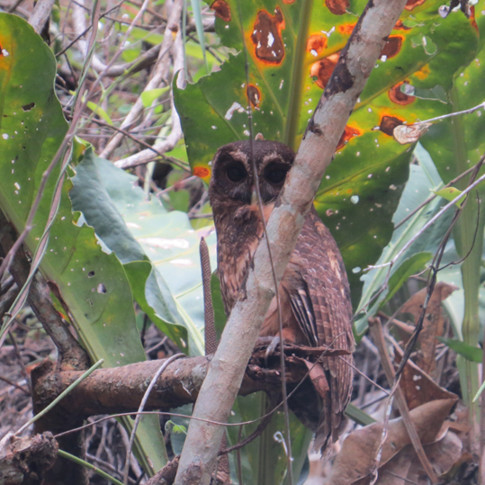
208, 140, 354, 450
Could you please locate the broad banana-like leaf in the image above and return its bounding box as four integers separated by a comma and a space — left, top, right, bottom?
0, 13, 166, 475
174, 0, 480, 304
419, 4, 485, 406
71, 151, 218, 356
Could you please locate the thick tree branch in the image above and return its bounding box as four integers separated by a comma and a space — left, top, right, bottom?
174, 2, 409, 484
32, 345, 340, 418
28, 0, 55, 34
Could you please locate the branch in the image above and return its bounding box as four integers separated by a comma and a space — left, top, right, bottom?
101, 0, 184, 159
112, 0, 186, 169
71, 0, 152, 78
32, 345, 339, 418
0, 432, 58, 484
174, 1, 409, 484
28, 0, 55, 34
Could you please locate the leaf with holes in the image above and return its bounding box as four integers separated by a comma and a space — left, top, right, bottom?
71, 150, 218, 356
0, 13, 166, 474
174, 0, 481, 304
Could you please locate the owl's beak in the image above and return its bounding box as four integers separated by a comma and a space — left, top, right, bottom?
250, 187, 259, 206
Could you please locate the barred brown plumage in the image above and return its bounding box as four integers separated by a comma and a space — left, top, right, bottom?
208, 139, 354, 451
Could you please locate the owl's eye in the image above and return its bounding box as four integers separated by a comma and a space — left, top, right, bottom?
225, 161, 247, 182
264, 162, 289, 184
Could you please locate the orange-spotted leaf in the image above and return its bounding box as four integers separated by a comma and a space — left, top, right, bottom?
174, 0, 483, 303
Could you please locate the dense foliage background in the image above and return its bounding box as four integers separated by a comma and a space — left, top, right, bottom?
0, 0, 484, 483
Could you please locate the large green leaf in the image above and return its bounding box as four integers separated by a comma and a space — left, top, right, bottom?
0, 13, 166, 474
71, 151, 218, 356
174, 0, 480, 304
227, 393, 312, 484
354, 143, 452, 334
419, 3, 485, 407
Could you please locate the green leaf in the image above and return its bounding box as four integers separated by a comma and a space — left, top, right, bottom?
439, 338, 482, 363
123, 25, 164, 46
354, 145, 451, 335
169, 422, 187, 434
141, 87, 170, 108
345, 403, 376, 426
385, 252, 433, 304
0, 13, 166, 474
434, 186, 466, 207
71, 150, 217, 355
175, 0, 480, 305
86, 100, 113, 124
188, 0, 208, 73
211, 272, 227, 339
164, 404, 192, 455
227, 393, 311, 484
166, 170, 191, 212
0, 14, 141, 366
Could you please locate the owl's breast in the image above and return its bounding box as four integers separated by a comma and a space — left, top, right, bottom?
215, 204, 272, 314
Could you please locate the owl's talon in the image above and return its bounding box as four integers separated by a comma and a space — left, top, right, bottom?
254, 336, 274, 347
264, 336, 281, 364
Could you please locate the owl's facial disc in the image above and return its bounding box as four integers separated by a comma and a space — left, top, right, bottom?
209, 141, 295, 208
263, 160, 289, 184
210, 150, 252, 204
259, 156, 291, 203
225, 160, 247, 183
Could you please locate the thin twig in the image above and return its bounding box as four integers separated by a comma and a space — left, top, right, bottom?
122, 353, 184, 484
414, 100, 485, 125
90, 119, 190, 171
101, 0, 184, 160
367, 171, 485, 273
369, 317, 438, 482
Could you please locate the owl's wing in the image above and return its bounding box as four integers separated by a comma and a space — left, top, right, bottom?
285, 209, 354, 449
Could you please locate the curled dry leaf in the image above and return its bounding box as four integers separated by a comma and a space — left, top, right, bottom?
397, 281, 458, 376
375, 430, 463, 484
326, 398, 456, 485
393, 122, 431, 144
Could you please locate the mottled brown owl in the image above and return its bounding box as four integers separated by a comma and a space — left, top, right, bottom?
208, 139, 354, 450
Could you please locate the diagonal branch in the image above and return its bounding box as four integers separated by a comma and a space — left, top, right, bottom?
173, 1, 409, 484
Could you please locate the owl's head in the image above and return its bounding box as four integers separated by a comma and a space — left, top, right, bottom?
208, 140, 295, 210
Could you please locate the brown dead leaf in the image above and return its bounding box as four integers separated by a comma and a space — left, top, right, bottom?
326, 398, 456, 485
395, 348, 458, 410
375, 430, 462, 484
398, 281, 458, 375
